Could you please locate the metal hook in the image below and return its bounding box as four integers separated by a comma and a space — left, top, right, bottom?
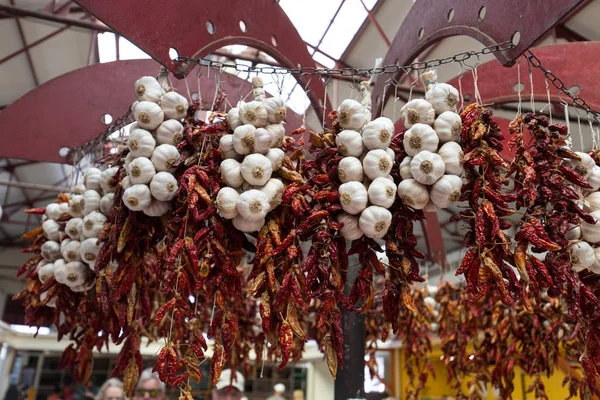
408, 71, 420, 101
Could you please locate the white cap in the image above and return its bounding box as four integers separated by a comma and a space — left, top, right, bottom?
274, 383, 286, 394
215, 369, 245, 392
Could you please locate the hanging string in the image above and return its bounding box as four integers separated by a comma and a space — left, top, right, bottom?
563, 99, 572, 148
545, 77, 552, 124
322, 77, 331, 128
528, 60, 535, 112
588, 119, 597, 151
516, 58, 522, 117
577, 114, 584, 152
392, 78, 400, 123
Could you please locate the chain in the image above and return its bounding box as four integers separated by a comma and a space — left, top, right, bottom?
524, 49, 600, 123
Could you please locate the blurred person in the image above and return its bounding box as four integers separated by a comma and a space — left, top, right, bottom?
83, 380, 98, 400
266, 383, 286, 400
212, 369, 244, 400
292, 390, 303, 400
47, 386, 62, 400
134, 369, 165, 400
95, 379, 124, 400
4, 385, 21, 400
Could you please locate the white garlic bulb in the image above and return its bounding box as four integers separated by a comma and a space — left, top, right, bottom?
430, 175, 462, 208
424, 200, 441, 212
160, 91, 188, 119
83, 168, 102, 191
426, 83, 460, 114
410, 151, 445, 185
52, 259, 67, 283
122, 184, 152, 212
581, 210, 600, 243
128, 157, 156, 185
403, 123, 439, 157
82, 211, 107, 238
362, 117, 394, 150
337, 213, 363, 240
100, 193, 115, 216
58, 202, 69, 215
263, 97, 287, 124
134, 101, 164, 130
41, 240, 61, 262
228, 107, 242, 130
143, 198, 170, 217
42, 219, 60, 241
135, 76, 163, 103
122, 176, 132, 190
363, 149, 394, 180
254, 128, 273, 154
124, 152, 135, 170
59, 261, 88, 287
151, 144, 180, 172
80, 237, 103, 266
570, 241, 595, 271
232, 215, 265, 233
99, 167, 120, 193
397, 179, 429, 210
338, 181, 368, 215
566, 224, 582, 241
219, 135, 238, 159
386, 148, 395, 162
128, 129, 156, 158
70, 280, 96, 293
434, 112, 462, 143
216, 187, 240, 219
258, 178, 284, 210
368, 177, 397, 208
266, 124, 285, 148
588, 166, 600, 191
38, 262, 56, 283
241, 154, 273, 186
437, 141, 464, 176
156, 119, 185, 145
220, 159, 244, 188
45, 203, 62, 220
60, 238, 70, 255
399, 157, 413, 180
359, 206, 392, 239
82, 190, 101, 215
239, 101, 268, 127
400, 99, 435, 128
62, 240, 81, 262
150, 172, 179, 201
337, 99, 367, 130
336, 130, 364, 157
586, 192, 600, 212
236, 190, 270, 222
265, 148, 285, 171
233, 124, 257, 155
68, 195, 86, 218
338, 157, 364, 183
66, 218, 83, 240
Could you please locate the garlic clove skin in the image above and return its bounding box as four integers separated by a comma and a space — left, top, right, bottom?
581, 210, 600, 243
363, 149, 394, 180
232, 215, 265, 233
62, 240, 81, 262
219, 134, 239, 159
368, 177, 397, 208
570, 241, 595, 270
66, 218, 83, 240
233, 124, 257, 155
257, 178, 284, 210
254, 128, 273, 154
409, 151, 445, 185
399, 157, 413, 180
386, 148, 396, 164
437, 141, 464, 176
241, 154, 273, 186
227, 107, 243, 131
128, 129, 156, 158
143, 198, 170, 217
434, 111, 462, 143
74, 185, 86, 194
100, 193, 115, 216
82, 190, 101, 215
424, 200, 441, 212
150, 171, 179, 202
124, 152, 135, 170
70, 279, 96, 293
338, 181, 369, 215
82, 211, 107, 238
337, 213, 363, 240
263, 96, 287, 124
403, 123, 439, 157
430, 175, 463, 208
134, 101, 164, 130
587, 166, 600, 191
265, 124, 285, 148
397, 179, 429, 210
160, 91, 189, 119
156, 119, 185, 145
99, 167, 120, 193
151, 144, 180, 172
135, 76, 164, 103
337, 99, 367, 131
42, 219, 60, 241
122, 184, 152, 211
38, 262, 56, 283
265, 148, 285, 171
236, 189, 270, 222
216, 187, 240, 219
41, 240, 61, 262
239, 101, 268, 127
362, 117, 394, 150
80, 238, 102, 266
128, 157, 156, 184
122, 176, 133, 191
68, 195, 86, 217
62, 261, 88, 288
400, 99, 436, 128
566, 223, 582, 241
426, 83, 460, 114
338, 157, 364, 183
220, 159, 244, 188
585, 192, 600, 212
83, 168, 102, 191
40, 290, 57, 307
58, 202, 69, 215
359, 205, 392, 239
336, 130, 364, 157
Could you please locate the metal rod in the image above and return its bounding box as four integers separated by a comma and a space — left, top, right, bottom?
10, 0, 40, 86
358, 0, 390, 46
0, 4, 110, 32
0, 25, 70, 64
0, 180, 69, 193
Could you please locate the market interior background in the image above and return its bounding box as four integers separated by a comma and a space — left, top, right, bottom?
0, 0, 599, 399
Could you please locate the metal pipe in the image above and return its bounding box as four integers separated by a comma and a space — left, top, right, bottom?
358, 0, 390, 47
0, 180, 69, 193
0, 25, 70, 65
0, 4, 110, 32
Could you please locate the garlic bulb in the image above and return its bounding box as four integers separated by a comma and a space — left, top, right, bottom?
83, 168, 102, 191
42, 219, 60, 241
592, 248, 600, 274
368, 177, 397, 208
150, 172, 179, 201
143, 198, 170, 217
565, 152, 596, 179
66, 218, 83, 239
232, 215, 265, 233
424, 200, 441, 212
397, 179, 429, 210
74, 185, 86, 195
263, 97, 287, 124
430, 175, 463, 208
588, 166, 600, 191
151, 144, 180, 172
363, 149, 394, 180
128, 129, 156, 158
438, 142, 464, 176
128, 157, 156, 184
45, 203, 62, 220
82, 211, 107, 238
362, 117, 394, 150
434, 112, 462, 143
581, 210, 600, 243
80, 237, 102, 266
122, 184, 152, 211
82, 190, 101, 215
338, 181, 368, 215
403, 123, 439, 157
135, 76, 163, 102
134, 101, 164, 130
58, 202, 69, 215
156, 119, 185, 145
236, 190, 270, 221
124, 152, 135, 170
70, 280, 95, 293
254, 128, 273, 154
337, 213, 363, 240
338, 157, 364, 183
258, 178, 284, 210
41, 240, 60, 262
586, 192, 600, 212
336, 130, 364, 157
233, 125, 257, 155
400, 99, 435, 128
62, 240, 81, 262
266, 124, 285, 148
219, 135, 238, 159
426, 83, 460, 114
566, 223, 581, 241
38, 262, 56, 283
239, 101, 268, 127
386, 148, 395, 163
410, 151, 445, 185
337, 99, 367, 130
160, 91, 188, 119
570, 241, 595, 271
100, 193, 115, 216
69, 195, 86, 217
220, 159, 244, 188
58, 261, 88, 287
216, 187, 240, 219
266, 148, 285, 171
399, 157, 413, 180
122, 176, 132, 190
99, 167, 119, 193
359, 206, 392, 239
228, 107, 242, 130
241, 154, 273, 186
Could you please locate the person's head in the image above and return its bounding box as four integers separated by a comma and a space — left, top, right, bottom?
96, 379, 124, 400
134, 369, 165, 400
274, 383, 285, 395
292, 389, 304, 400
212, 369, 244, 400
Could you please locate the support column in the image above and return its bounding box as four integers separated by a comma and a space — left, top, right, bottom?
0, 344, 17, 400
306, 360, 334, 400
0, 290, 7, 321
